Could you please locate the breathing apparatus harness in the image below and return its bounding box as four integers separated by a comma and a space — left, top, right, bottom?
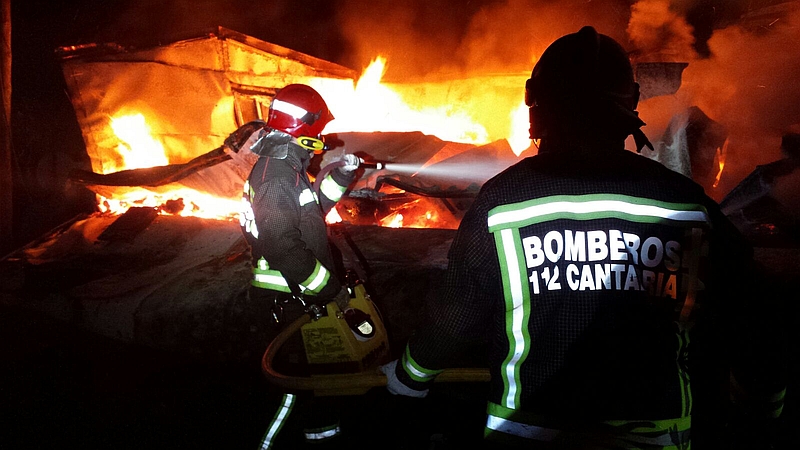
243, 125, 376, 337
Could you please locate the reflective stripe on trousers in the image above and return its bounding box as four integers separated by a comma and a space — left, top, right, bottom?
304, 423, 341, 442
259, 394, 295, 450
485, 402, 691, 449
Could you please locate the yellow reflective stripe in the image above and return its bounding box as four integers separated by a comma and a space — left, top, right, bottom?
259, 393, 295, 450
299, 188, 317, 206
485, 415, 561, 442
320, 176, 347, 202
304, 424, 341, 441
486, 402, 691, 448
252, 259, 292, 292
676, 327, 692, 417
488, 194, 710, 232
240, 181, 259, 238
493, 227, 531, 410
768, 388, 787, 403
762, 387, 787, 418
252, 274, 292, 293
603, 416, 691, 433
402, 344, 443, 382
300, 261, 330, 295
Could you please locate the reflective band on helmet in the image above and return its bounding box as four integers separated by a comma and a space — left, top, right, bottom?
299, 188, 317, 206
402, 344, 443, 383
300, 261, 330, 295
272, 98, 308, 120
259, 393, 295, 450
320, 176, 347, 202
304, 424, 341, 442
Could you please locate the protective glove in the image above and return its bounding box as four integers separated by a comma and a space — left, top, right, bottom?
333, 286, 351, 311
224, 120, 266, 153
340, 154, 361, 173
379, 360, 429, 398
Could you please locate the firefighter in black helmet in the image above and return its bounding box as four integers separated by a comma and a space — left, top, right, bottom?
382, 26, 786, 449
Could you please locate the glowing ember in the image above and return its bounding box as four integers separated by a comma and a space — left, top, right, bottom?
97, 188, 240, 220
381, 212, 404, 228
102, 113, 239, 220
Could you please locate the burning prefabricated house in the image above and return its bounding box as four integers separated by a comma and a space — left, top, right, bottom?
1, 27, 531, 359
4, 22, 798, 365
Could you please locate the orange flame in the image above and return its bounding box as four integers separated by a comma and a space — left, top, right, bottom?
108, 113, 168, 172
381, 212, 404, 228
713, 138, 729, 188
99, 56, 535, 226
311, 56, 532, 154
100, 113, 239, 219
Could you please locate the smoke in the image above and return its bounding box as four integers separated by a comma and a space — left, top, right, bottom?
81, 0, 348, 63
627, 0, 698, 61
335, 0, 633, 79
636, 2, 800, 197
75, 0, 800, 198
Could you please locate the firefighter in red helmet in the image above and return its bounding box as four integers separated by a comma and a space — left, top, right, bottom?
381, 26, 787, 449
226, 83, 360, 448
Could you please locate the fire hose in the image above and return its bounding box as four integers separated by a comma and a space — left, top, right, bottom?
261, 312, 491, 391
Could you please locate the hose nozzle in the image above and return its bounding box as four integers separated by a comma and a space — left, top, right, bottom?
359, 157, 385, 170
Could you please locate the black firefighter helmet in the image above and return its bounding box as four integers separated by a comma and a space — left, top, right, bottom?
525, 26, 652, 152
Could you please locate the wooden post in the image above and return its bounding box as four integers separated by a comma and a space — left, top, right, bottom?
0, 0, 11, 253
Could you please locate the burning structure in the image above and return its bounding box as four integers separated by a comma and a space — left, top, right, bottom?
55, 26, 532, 227
4, 0, 800, 360
1, 27, 537, 358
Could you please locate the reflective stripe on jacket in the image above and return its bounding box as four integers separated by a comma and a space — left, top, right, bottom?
393, 148, 782, 447
240, 143, 354, 299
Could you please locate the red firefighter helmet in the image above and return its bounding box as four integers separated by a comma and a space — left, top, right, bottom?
267, 84, 335, 138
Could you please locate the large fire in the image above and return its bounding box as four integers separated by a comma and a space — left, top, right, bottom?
314, 56, 531, 150
99, 56, 532, 226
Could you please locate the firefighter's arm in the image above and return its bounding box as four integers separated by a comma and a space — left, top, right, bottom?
380, 358, 431, 398
317, 155, 358, 213
256, 179, 341, 300
382, 202, 496, 397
